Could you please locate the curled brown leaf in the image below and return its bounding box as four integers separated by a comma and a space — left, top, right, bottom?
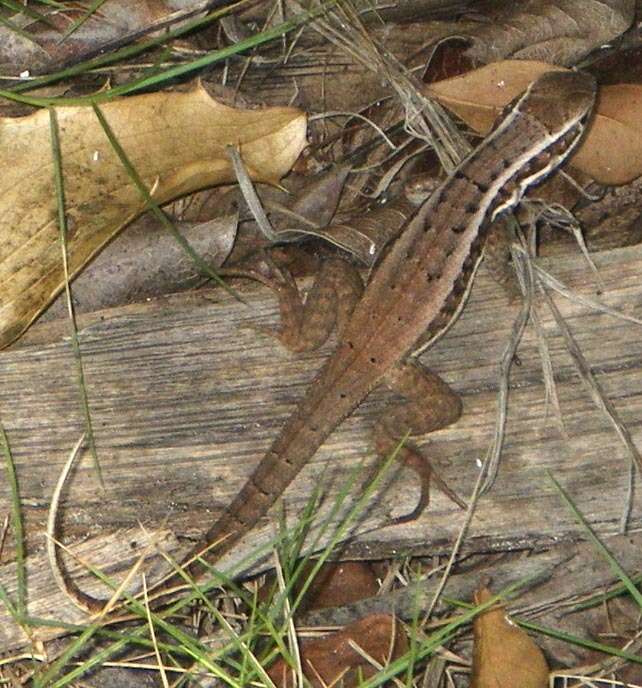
463, 0, 634, 67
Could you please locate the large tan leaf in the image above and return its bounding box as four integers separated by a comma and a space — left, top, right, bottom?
471, 586, 549, 688
0, 84, 306, 349
425, 60, 642, 185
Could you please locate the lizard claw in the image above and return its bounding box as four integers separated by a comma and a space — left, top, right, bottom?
378, 437, 467, 524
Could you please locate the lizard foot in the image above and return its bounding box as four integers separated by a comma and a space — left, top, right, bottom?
375, 432, 467, 524
377, 361, 468, 523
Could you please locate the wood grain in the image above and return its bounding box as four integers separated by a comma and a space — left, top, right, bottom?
1, 242, 642, 649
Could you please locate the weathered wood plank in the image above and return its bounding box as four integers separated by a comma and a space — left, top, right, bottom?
1, 243, 642, 649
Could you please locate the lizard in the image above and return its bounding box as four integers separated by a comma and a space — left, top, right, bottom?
53, 70, 596, 615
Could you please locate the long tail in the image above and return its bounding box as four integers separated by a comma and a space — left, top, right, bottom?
51, 345, 377, 616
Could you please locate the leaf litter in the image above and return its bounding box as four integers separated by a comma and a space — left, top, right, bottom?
1, 1, 640, 685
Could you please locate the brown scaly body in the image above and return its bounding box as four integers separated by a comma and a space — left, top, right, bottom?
55, 71, 596, 615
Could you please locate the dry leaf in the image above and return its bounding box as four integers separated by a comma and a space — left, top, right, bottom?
572, 83, 642, 186
41, 211, 238, 321
257, 561, 379, 618
471, 586, 549, 688
300, 561, 379, 611
0, 83, 307, 349
271, 164, 350, 234
268, 613, 407, 688
425, 60, 642, 185
425, 60, 566, 133
0, 0, 177, 74
463, 0, 634, 67
573, 175, 642, 250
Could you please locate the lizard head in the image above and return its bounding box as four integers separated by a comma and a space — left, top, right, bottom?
492, 70, 597, 200
519, 70, 597, 140
483, 70, 596, 223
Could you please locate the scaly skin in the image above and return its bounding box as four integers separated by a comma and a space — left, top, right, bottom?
57, 71, 596, 615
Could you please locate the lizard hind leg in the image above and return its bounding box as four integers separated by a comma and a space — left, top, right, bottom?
376, 361, 467, 524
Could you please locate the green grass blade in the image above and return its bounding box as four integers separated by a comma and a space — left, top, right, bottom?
1, 1, 244, 96
254, 438, 411, 674
93, 3, 335, 101
0, 13, 41, 43
570, 571, 642, 613
518, 618, 642, 665
0, 582, 18, 618
35, 619, 107, 688
0, 0, 336, 106
0, 423, 26, 619
48, 107, 102, 485
288, 439, 406, 618
0, 0, 58, 28
548, 470, 642, 609
370, 576, 545, 688
60, 0, 108, 40
40, 542, 239, 684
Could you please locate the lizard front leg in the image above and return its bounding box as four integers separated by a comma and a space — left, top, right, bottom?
232, 254, 364, 352
279, 257, 364, 352
376, 361, 467, 521
484, 216, 520, 299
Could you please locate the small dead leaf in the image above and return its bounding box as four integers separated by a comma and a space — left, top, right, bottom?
573, 175, 642, 251
302, 561, 379, 611
0, 83, 306, 348
258, 561, 379, 614
463, 0, 634, 67
41, 211, 238, 321
268, 613, 407, 688
572, 83, 642, 186
425, 60, 642, 185
471, 585, 549, 688
0, 0, 177, 74
271, 164, 351, 235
